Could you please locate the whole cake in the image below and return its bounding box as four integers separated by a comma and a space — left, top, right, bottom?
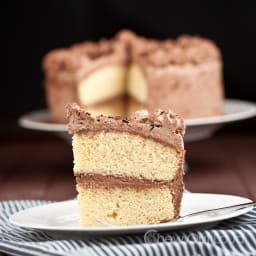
67, 103, 185, 226
43, 39, 127, 122
43, 30, 224, 122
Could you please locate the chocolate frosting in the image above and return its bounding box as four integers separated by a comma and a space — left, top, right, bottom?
117, 30, 221, 66
43, 38, 127, 82
76, 170, 183, 189
67, 103, 185, 151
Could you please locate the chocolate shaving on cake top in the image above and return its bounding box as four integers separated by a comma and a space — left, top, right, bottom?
67, 103, 185, 151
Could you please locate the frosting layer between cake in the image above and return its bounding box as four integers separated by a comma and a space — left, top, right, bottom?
76, 171, 183, 189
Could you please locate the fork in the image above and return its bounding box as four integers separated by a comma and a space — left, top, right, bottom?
177, 201, 255, 222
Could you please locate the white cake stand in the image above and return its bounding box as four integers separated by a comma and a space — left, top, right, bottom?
19, 99, 256, 143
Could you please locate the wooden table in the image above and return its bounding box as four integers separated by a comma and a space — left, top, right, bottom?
0, 130, 255, 256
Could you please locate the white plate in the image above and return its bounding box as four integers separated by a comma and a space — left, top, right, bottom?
18, 99, 256, 142
10, 193, 253, 237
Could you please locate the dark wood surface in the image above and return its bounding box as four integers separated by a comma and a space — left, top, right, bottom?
0, 130, 255, 256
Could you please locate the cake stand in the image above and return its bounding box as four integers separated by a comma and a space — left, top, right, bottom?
19, 99, 256, 143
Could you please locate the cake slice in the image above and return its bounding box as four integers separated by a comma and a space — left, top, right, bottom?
43, 39, 127, 122
67, 103, 185, 227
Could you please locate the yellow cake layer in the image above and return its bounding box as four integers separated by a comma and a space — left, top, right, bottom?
127, 64, 147, 103
78, 65, 126, 105
73, 132, 181, 181
77, 185, 175, 226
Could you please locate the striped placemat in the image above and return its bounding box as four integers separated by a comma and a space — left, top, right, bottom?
0, 200, 255, 256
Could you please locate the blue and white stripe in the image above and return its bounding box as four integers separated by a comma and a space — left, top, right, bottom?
0, 200, 255, 256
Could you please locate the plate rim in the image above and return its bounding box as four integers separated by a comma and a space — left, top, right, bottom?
18, 98, 256, 132
9, 193, 253, 232
186, 98, 256, 126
